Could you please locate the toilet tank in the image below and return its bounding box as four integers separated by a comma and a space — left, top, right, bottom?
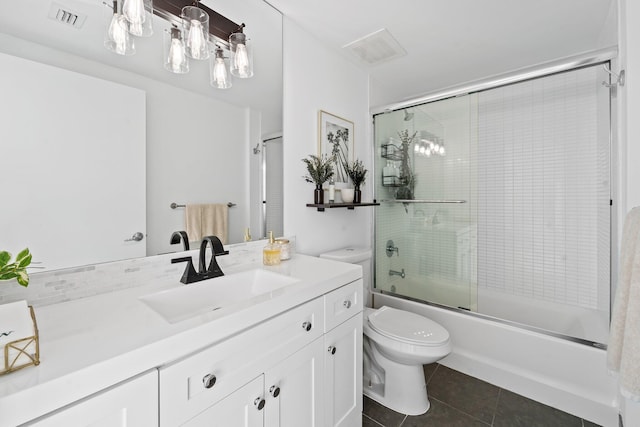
319, 247, 372, 306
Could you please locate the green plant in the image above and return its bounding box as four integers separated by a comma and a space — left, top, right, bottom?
346, 159, 368, 188
302, 154, 334, 186
0, 249, 32, 287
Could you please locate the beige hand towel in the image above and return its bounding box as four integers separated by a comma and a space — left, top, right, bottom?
608, 206, 640, 400
184, 204, 229, 244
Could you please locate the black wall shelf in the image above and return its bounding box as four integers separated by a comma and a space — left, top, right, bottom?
306, 201, 380, 212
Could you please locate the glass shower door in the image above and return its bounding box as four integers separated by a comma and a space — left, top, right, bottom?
374, 95, 477, 311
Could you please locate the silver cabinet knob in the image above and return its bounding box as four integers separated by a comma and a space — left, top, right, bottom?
327, 346, 337, 355
254, 397, 266, 410
202, 374, 217, 389
343, 300, 352, 309
269, 385, 280, 397
125, 232, 144, 242
302, 321, 312, 331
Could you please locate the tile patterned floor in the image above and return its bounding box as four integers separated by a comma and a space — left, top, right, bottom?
362, 364, 602, 427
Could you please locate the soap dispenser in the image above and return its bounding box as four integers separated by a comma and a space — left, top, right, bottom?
263, 231, 281, 265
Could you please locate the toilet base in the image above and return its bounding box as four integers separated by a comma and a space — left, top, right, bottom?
363, 342, 431, 416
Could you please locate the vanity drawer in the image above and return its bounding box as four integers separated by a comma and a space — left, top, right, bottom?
324, 279, 363, 331
159, 297, 324, 427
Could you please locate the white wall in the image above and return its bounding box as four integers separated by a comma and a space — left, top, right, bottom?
0, 34, 250, 257
281, 18, 372, 255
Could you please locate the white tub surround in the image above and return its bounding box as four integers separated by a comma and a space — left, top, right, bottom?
374, 293, 619, 427
0, 245, 363, 426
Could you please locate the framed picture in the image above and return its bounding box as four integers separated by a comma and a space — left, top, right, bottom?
318, 110, 354, 184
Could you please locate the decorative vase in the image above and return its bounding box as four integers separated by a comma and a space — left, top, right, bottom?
314, 184, 324, 204
354, 187, 362, 203
341, 188, 355, 203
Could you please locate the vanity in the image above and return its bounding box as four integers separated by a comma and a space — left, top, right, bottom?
0, 246, 363, 427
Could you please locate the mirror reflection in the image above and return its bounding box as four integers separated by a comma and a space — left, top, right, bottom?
0, 0, 283, 272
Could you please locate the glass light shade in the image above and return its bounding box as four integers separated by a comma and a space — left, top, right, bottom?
164, 27, 189, 74
123, 0, 153, 37
104, 11, 135, 56
210, 47, 232, 89
229, 31, 253, 78
182, 6, 210, 60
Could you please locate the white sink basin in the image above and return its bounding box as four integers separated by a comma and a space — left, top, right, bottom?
139, 269, 300, 323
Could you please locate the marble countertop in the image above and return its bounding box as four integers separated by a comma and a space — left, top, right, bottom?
0, 252, 361, 426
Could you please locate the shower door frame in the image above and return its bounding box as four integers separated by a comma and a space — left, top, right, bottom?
371, 47, 618, 348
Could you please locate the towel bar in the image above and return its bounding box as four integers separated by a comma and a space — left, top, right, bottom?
171, 202, 236, 209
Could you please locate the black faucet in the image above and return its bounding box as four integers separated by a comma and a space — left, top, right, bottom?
171, 235, 229, 284
170, 230, 190, 251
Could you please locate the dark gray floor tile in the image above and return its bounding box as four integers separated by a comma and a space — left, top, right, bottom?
423, 363, 438, 383
426, 365, 500, 424
363, 395, 406, 427
494, 389, 582, 427
582, 419, 602, 427
400, 398, 490, 427
363, 413, 385, 427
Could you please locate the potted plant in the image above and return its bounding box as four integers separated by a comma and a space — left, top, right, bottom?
302, 154, 334, 204
346, 159, 368, 203
0, 249, 32, 287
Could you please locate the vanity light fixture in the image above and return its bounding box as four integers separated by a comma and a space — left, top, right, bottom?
103, 0, 254, 89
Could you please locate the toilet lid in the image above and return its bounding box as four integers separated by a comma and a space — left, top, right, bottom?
368, 306, 450, 346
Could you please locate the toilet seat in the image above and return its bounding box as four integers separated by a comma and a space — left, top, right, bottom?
368, 306, 449, 346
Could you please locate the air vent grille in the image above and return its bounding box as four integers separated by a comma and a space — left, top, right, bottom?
48, 2, 87, 29
343, 28, 406, 66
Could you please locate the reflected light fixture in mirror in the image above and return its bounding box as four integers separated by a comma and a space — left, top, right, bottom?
103, 0, 254, 89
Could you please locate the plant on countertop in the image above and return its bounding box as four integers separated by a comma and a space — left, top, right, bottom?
346, 159, 368, 190
0, 248, 32, 287
302, 154, 335, 187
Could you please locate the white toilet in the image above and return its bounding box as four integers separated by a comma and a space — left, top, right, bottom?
320, 247, 452, 416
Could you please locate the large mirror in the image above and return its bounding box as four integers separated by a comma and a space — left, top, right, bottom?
0, 0, 282, 272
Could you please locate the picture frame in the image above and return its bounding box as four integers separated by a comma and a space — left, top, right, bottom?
318, 110, 354, 184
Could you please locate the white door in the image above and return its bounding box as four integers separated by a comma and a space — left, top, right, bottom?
264, 337, 324, 427
24, 371, 158, 427
325, 315, 363, 427
0, 52, 146, 271
183, 375, 265, 427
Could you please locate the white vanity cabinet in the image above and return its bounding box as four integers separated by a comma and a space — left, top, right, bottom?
22, 370, 158, 427
323, 280, 363, 427
160, 279, 363, 427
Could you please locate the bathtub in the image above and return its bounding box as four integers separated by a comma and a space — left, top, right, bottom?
372, 291, 618, 426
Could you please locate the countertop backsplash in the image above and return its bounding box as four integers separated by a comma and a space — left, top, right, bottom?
0, 238, 295, 307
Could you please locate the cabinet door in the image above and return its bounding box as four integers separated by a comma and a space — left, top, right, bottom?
183, 376, 265, 427
324, 314, 363, 427
264, 338, 324, 427
24, 371, 158, 427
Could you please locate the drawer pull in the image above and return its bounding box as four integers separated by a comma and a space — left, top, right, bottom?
254, 397, 266, 410
328, 345, 337, 355
343, 300, 352, 309
302, 321, 312, 331
202, 374, 217, 389
269, 385, 281, 397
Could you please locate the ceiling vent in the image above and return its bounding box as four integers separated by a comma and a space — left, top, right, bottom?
48, 2, 87, 29
343, 28, 406, 66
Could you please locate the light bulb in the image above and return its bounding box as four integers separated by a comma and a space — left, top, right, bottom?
165, 28, 188, 74
108, 14, 132, 55
426, 150, 432, 157
186, 19, 208, 59
123, 0, 145, 31
414, 144, 420, 153
439, 146, 446, 155
233, 43, 251, 77
419, 145, 426, 155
